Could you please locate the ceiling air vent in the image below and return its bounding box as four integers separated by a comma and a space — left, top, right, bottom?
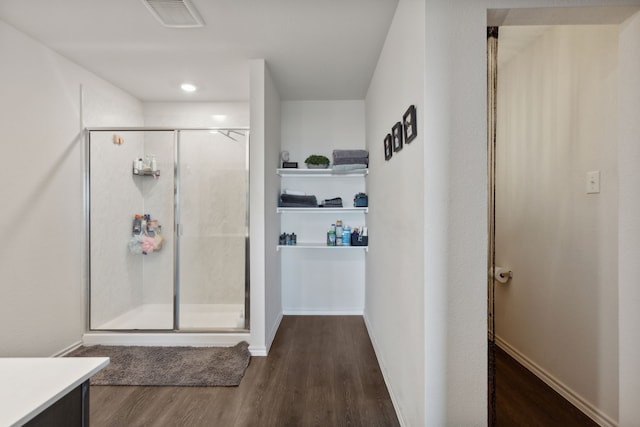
141, 0, 205, 28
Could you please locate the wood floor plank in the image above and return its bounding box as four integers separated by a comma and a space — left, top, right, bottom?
494, 345, 599, 427
90, 316, 399, 427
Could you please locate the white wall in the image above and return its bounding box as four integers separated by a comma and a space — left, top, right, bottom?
364, 0, 425, 425
618, 10, 640, 426
249, 59, 282, 355
495, 25, 619, 423
425, 0, 640, 424
280, 101, 365, 165
0, 19, 143, 356
143, 102, 249, 128
249, 60, 267, 355
263, 63, 283, 350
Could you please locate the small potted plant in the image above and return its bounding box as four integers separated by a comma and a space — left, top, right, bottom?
304, 155, 330, 169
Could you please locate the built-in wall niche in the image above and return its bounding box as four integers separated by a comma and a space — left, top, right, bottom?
278, 168, 367, 314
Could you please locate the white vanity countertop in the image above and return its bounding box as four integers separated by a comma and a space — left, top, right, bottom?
0, 357, 109, 427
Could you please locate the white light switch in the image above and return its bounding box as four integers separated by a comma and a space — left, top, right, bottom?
586, 171, 600, 194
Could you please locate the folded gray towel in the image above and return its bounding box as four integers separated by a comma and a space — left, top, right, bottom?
320, 197, 343, 208
333, 157, 369, 166
332, 164, 368, 172
280, 202, 319, 208
333, 149, 369, 159
279, 194, 318, 207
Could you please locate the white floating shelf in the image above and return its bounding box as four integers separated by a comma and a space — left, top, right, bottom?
277, 207, 368, 214
133, 169, 160, 177
277, 243, 368, 252
277, 168, 368, 177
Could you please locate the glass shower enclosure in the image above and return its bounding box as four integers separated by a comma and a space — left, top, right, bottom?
86, 128, 249, 331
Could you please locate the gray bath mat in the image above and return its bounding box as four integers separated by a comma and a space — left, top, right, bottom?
67, 341, 250, 386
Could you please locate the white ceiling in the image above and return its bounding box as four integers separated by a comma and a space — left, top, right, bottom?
491, 6, 640, 69
0, 0, 399, 102
488, 6, 640, 27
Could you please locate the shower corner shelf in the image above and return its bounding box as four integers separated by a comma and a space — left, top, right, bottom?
133, 169, 160, 177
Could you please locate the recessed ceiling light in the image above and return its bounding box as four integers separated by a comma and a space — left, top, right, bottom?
181, 83, 196, 92
211, 115, 227, 122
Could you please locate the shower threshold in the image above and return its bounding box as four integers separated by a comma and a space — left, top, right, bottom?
92, 303, 245, 330
84, 303, 250, 349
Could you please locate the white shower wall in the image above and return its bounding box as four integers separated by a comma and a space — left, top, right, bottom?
178, 131, 247, 306
139, 132, 175, 307
143, 102, 250, 309
90, 131, 146, 328
89, 131, 175, 328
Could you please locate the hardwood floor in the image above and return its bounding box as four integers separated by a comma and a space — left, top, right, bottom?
90, 316, 400, 427
493, 344, 599, 427
90, 318, 601, 426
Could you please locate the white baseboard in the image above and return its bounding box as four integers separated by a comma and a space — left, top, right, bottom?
53, 340, 84, 357
265, 311, 283, 355
363, 313, 406, 427
282, 309, 364, 315
248, 345, 267, 356
495, 335, 617, 427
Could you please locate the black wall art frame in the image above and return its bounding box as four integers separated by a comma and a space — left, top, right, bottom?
384, 134, 393, 161
392, 121, 403, 152
403, 105, 417, 144
383, 105, 417, 162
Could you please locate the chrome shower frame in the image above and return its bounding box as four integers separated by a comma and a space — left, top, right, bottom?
83, 127, 250, 333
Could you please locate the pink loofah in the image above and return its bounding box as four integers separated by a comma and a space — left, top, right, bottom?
141, 236, 156, 254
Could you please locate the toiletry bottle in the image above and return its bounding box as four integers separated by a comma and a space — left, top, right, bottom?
132, 215, 142, 234
336, 220, 343, 246
151, 155, 157, 172
352, 228, 359, 246
148, 219, 158, 237
342, 226, 351, 246
327, 228, 336, 246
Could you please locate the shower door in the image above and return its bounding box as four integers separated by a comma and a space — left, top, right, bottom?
87, 128, 249, 331
88, 130, 175, 330
176, 130, 248, 330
